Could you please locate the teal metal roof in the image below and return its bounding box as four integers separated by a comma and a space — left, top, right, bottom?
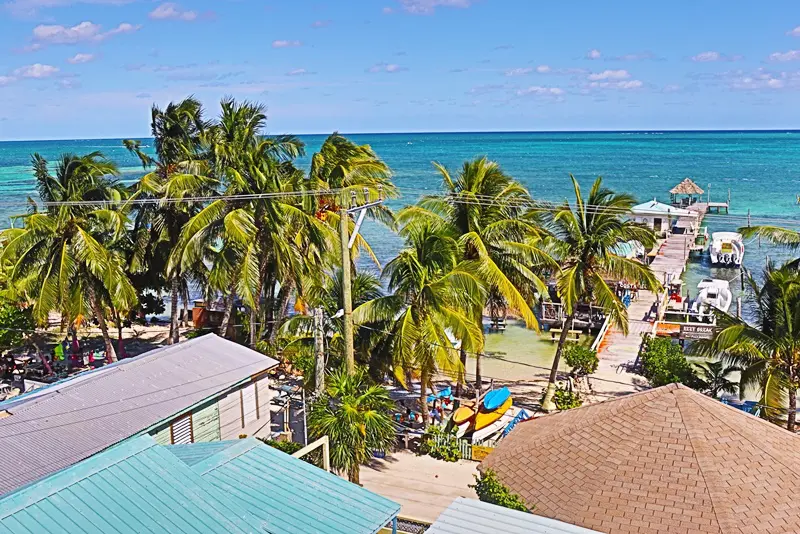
0, 437, 261, 533
0, 436, 399, 534
175, 439, 401, 534
169, 441, 240, 467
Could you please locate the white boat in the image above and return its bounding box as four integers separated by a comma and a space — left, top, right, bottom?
691, 279, 733, 315
709, 232, 744, 267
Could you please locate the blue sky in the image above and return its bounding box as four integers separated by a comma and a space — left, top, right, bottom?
0, 0, 799, 139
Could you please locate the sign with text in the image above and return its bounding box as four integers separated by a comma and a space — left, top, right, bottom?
679, 324, 715, 340
471, 445, 494, 462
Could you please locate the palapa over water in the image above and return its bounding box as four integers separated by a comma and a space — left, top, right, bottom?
669, 177, 704, 195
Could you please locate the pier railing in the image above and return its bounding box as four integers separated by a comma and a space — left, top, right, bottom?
590, 315, 612, 353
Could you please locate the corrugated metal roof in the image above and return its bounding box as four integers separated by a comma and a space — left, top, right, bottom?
426, 498, 602, 534
0, 334, 278, 495
176, 438, 401, 534
169, 441, 240, 466
0, 436, 400, 534
0, 436, 261, 533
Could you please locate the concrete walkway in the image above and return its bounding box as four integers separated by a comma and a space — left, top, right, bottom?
360, 450, 478, 523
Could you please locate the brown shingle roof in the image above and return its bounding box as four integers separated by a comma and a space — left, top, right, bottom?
481, 383, 800, 534
670, 178, 704, 195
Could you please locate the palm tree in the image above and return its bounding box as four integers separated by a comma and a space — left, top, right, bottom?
397, 157, 556, 395
308, 367, 396, 484
171, 98, 329, 349
354, 223, 485, 421
694, 360, 739, 398
695, 262, 800, 430
541, 175, 659, 410
124, 96, 209, 345
280, 269, 392, 384
1, 152, 137, 361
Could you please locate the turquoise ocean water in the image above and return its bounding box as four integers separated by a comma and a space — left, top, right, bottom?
2, 131, 800, 311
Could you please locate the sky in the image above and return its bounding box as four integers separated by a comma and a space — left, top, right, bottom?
0, 0, 800, 140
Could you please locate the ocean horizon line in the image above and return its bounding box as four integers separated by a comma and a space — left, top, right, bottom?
1, 128, 799, 144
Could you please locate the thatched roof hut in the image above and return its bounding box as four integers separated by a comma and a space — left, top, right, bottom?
669, 177, 704, 195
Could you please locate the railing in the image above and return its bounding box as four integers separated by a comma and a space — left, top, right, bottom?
429, 434, 498, 461
291, 435, 330, 472
590, 315, 612, 352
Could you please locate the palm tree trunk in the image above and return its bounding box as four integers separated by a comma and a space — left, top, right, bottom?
475, 352, 483, 401
349, 463, 360, 485
419, 368, 430, 423
219, 285, 236, 338
269, 279, 294, 344
542, 313, 575, 411
113, 306, 126, 360
788, 387, 797, 432
181, 293, 189, 328
169, 277, 180, 345
455, 348, 467, 399
90, 289, 117, 363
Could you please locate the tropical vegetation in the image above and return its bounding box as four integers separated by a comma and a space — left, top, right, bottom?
470, 470, 531, 512
541, 175, 659, 409
639, 336, 698, 388
307, 367, 395, 483
694, 260, 800, 431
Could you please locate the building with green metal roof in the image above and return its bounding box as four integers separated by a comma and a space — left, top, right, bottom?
0, 435, 400, 534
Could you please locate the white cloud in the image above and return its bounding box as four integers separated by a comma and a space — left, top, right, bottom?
586, 49, 601, 60
0, 76, 15, 86
587, 69, 630, 81
516, 85, 564, 96
662, 84, 681, 93
382, 6, 394, 13
589, 79, 643, 90
32, 21, 140, 45
610, 51, 657, 61
691, 51, 720, 62
5, 0, 134, 18
149, 3, 197, 21
397, 0, 471, 14
505, 67, 532, 77
13, 63, 59, 78
768, 50, 800, 62
57, 78, 80, 89
787, 26, 800, 37
67, 53, 94, 64
367, 62, 406, 73
690, 51, 742, 62
311, 20, 331, 28
286, 68, 313, 76
728, 68, 798, 90
536, 65, 551, 73
272, 40, 302, 48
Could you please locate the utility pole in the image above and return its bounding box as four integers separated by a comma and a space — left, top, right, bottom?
314, 307, 325, 395
339, 187, 384, 375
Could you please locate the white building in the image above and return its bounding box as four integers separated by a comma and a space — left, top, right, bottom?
630, 198, 697, 237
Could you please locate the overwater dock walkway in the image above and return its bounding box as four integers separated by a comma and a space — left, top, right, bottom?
592, 202, 712, 399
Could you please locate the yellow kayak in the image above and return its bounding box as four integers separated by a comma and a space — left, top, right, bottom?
473, 397, 512, 431
452, 406, 476, 425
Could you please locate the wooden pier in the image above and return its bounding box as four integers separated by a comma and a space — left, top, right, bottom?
596, 199, 722, 376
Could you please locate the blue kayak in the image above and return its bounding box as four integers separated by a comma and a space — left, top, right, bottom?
482, 387, 511, 411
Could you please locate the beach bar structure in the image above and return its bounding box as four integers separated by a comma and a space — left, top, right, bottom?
0, 435, 401, 533
669, 177, 704, 207
481, 384, 800, 533
0, 334, 278, 495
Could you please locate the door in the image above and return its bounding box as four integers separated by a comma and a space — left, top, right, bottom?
653, 218, 663, 233
241, 382, 257, 426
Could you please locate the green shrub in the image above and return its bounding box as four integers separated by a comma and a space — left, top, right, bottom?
563, 344, 599, 377
639, 337, 699, 387
419, 426, 462, 462
470, 469, 530, 512
553, 386, 583, 410
0, 302, 34, 350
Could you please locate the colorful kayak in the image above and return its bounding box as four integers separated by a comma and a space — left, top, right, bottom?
473, 397, 513, 431
455, 420, 471, 438
452, 406, 476, 425
482, 387, 511, 411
